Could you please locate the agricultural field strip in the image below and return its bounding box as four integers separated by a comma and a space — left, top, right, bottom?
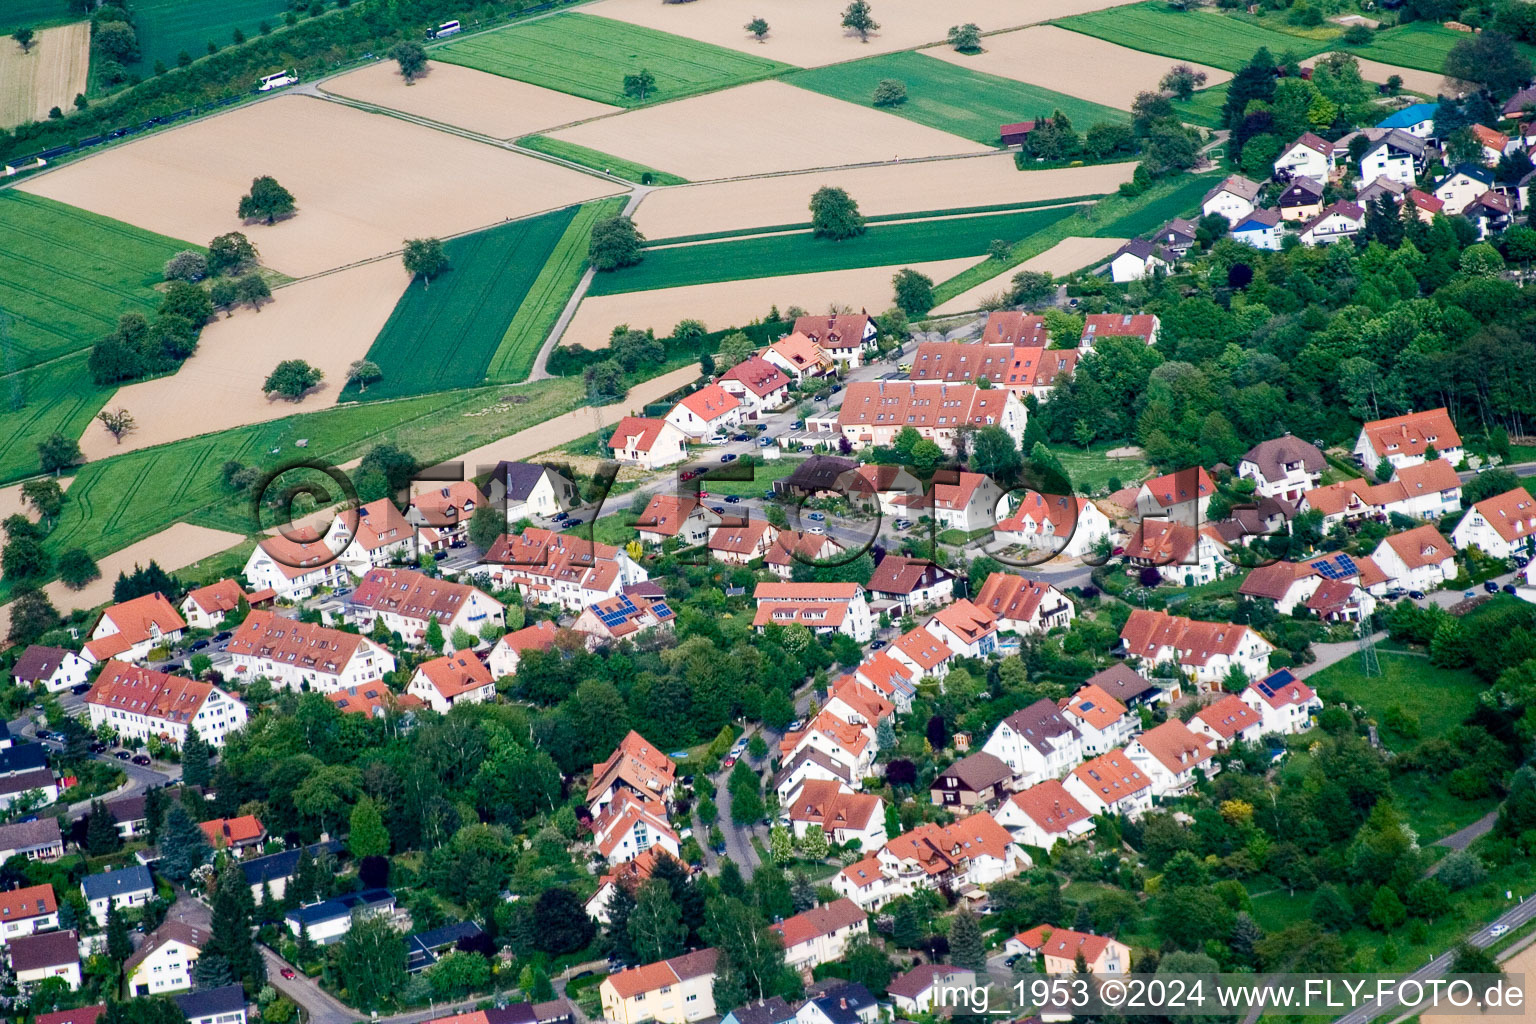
124, 0, 292, 73
1050, 4, 1333, 71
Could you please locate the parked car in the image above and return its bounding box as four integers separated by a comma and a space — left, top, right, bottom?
132, 754, 152, 766
725, 494, 742, 503
680, 469, 701, 481
566, 518, 584, 528
813, 392, 828, 401
786, 719, 804, 732
1408, 590, 1425, 600
721, 453, 738, 462
1384, 587, 1407, 599
894, 519, 913, 531
711, 505, 726, 514
707, 434, 728, 445
115, 751, 132, 761
830, 383, 843, 393
1485, 580, 1501, 593
870, 639, 888, 651
72, 682, 92, 695
34, 729, 52, 740
758, 437, 773, 447
763, 490, 776, 500
553, 511, 570, 522
732, 433, 750, 441
212, 631, 231, 643
807, 511, 825, 521
281, 967, 297, 979
723, 756, 737, 768
89, 741, 107, 753
1504, 583, 1519, 594
450, 540, 467, 549
790, 420, 804, 429
190, 639, 210, 651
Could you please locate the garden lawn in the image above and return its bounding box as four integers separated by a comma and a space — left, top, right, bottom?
1305, 651, 1481, 750
1172, 82, 1229, 129
124, 0, 291, 74
1090, 172, 1220, 237
586, 204, 1081, 295
0, 0, 78, 34
518, 136, 688, 186
434, 12, 788, 106
1053, 442, 1150, 493
345, 207, 577, 401
1052, 4, 1332, 72
0, 354, 114, 486
0, 190, 197, 369
488, 197, 627, 384
785, 51, 1128, 147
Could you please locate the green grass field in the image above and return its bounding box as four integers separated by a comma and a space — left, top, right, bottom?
585, 204, 1082, 296
488, 197, 626, 383
786, 51, 1128, 146
1055, 443, 1150, 493
518, 135, 688, 186
1350, 21, 1536, 74
1307, 652, 1481, 750
0, 355, 114, 486
124, 0, 291, 72
1053, 4, 1331, 72
1172, 82, 1230, 129
0, 0, 78, 34
435, 12, 788, 106
346, 208, 577, 401
0, 191, 196, 370
1091, 172, 1218, 237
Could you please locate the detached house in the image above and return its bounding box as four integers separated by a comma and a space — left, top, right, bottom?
888, 626, 956, 683
717, 356, 791, 416
1230, 208, 1282, 250
925, 599, 999, 658
125, 920, 205, 996
1200, 175, 1262, 225
1276, 175, 1325, 222
82, 865, 154, 926
592, 789, 679, 865
930, 752, 1014, 810
179, 579, 264, 630
1135, 466, 1213, 524
407, 652, 496, 713
665, 384, 743, 440
329, 498, 419, 575
1273, 131, 1336, 181
1125, 520, 1232, 587
1355, 408, 1462, 470
1119, 608, 1274, 689
1433, 164, 1496, 216
708, 520, 779, 566
877, 811, 1027, 895
1190, 694, 1264, 750
227, 610, 395, 693
981, 698, 1083, 787
867, 554, 954, 613
405, 481, 486, 550
242, 528, 348, 601
1355, 128, 1425, 187
1239, 436, 1325, 502
1453, 486, 1536, 559
974, 572, 1075, 636
1371, 525, 1457, 592
608, 416, 688, 470
1241, 669, 1322, 736
601, 948, 720, 1024
588, 731, 677, 816
635, 494, 720, 547
784, 779, 886, 849
1128, 720, 1216, 796
1376, 102, 1436, 140
996, 492, 1111, 558
995, 779, 1094, 849
793, 312, 876, 368
770, 899, 868, 973
0, 884, 59, 945
1007, 926, 1131, 974
83, 592, 186, 664
887, 965, 979, 1016
485, 620, 559, 679
763, 530, 845, 579
1108, 238, 1168, 283
1065, 748, 1153, 818
762, 333, 833, 381
572, 592, 676, 647
486, 461, 577, 523
346, 568, 505, 651
1299, 201, 1365, 246
752, 582, 873, 643
85, 661, 248, 748
12, 646, 91, 693
1061, 684, 1133, 756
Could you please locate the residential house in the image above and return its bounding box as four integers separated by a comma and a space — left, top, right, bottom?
778, 455, 860, 499
773, 749, 856, 803
1190, 694, 1265, 750
925, 599, 999, 658
239, 841, 344, 903
1210, 495, 1297, 549
911, 471, 1004, 533
1433, 164, 1496, 216
179, 579, 263, 630
762, 333, 833, 381
980, 311, 1050, 346
175, 986, 248, 1024
823, 675, 894, 732
1084, 664, 1162, 709
1124, 520, 1232, 587
981, 698, 1083, 787
708, 520, 780, 566
1135, 466, 1213, 524
1119, 608, 1275, 689
779, 709, 877, 779
1357, 175, 1406, 206
794, 312, 877, 368
284, 889, 397, 945
886, 965, 978, 1016
486, 620, 560, 679
83, 592, 186, 664
795, 984, 879, 1024
930, 752, 1014, 810
1200, 175, 1261, 225
836, 380, 1025, 453
1108, 239, 1168, 283
325, 498, 419, 576
125, 921, 205, 996
1305, 577, 1377, 623
888, 627, 956, 683
0, 766, 58, 812
770, 898, 868, 973
1451, 486, 1536, 559
242, 528, 348, 601
1376, 102, 1436, 139
1230, 207, 1282, 250
1298, 201, 1365, 245
718, 356, 792, 417
1390, 458, 1463, 519
600, 948, 720, 1024
10, 930, 80, 991
327, 685, 423, 719
1061, 684, 1133, 756
907, 341, 1080, 401
1064, 748, 1153, 818
635, 495, 720, 548
853, 653, 918, 713
1127, 720, 1216, 797
480, 528, 646, 611
1504, 86, 1536, 118
666, 384, 744, 440
752, 581, 874, 643
1081, 313, 1160, 350
407, 652, 496, 713
1408, 188, 1444, 221
1371, 525, 1457, 592
35, 1008, 106, 1024
226, 610, 395, 694
995, 779, 1095, 849
12, 645, 91, 693
1272, 131, 1336, 180
486, 462, 577, 522
1355, 409, 1462, 471
1239, 436, 1325, 502
0, 818, 63, 863
608, 416, 689, 470
592, 789, 680, 865
1473, 124, 1515, 163
867, 554, 954, 614
574, 590, 677, 647
1355, 128, 1425, 187
1239, 560, 1324, 615
406, 481, 486, 550
1465, 189, 1514, 239
0, 883, 60, 944
783, 779, 886, 849
1276, 175, 1325, 222
832, 854, 895, 910
995, 493, 1111, 559
875, 811, 1028, 896
763, 530, 845, 579
585, 848, 674, 925
588, 731, 676, 816
346, 567, 505, 651
1007, 926, 1131, 974
1241, 669, 1322, 736
82, 865, 154, 926
198, 815, 266, 856
85, 661, 248, 748
1149, 218, 1198, 259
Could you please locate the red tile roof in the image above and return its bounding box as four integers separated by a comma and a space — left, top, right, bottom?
1070, 748, 1149, 802
1360, 408, 1461, 461
771, 898, 865, 948
85, 661, 219, 726
199, 815, 265, 847
1005, 779, 1091, 836
415, 652, 494, 700
1193, 694, 1261, 739
609, 416, 674, 454
1133, 719, 1213, 774
719, 356, 790, 398
227, 610, 369, 677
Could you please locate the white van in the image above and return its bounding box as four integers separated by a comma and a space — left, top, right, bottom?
429, 19, 462, 38
256, 70, 298, 92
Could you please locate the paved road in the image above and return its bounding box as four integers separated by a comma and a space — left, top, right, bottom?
261, 946, 356, 1024
710, 728, 765, 880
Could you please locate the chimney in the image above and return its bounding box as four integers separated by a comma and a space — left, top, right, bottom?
839, 999, 848, 1010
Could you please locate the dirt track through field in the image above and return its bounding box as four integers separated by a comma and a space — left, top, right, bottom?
633, 156, 1136, 239
0, 22, 89, 129
562, 256, 980, 350
323, 59, 619, 138
932, 236, 1128, 313
1305, 51, 1449, 95
546, 80, 990, 179
925, 26, 1230, 110
590, 0, 1145, 67
19, 94, 624, 277
77, 261, 411, 461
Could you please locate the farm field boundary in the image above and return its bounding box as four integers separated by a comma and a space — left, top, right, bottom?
785, 50, 1129, 146
0, 354, 115, 486
587, 203, 1082, 295
434, 12, 789, 106
519, 134, 688, 185
488, 196, 626, 383
0, 1, 78, 35
0, 21, 90, 129
344, 207, 577, 402
1052, 3, 1332, 71
1089, 171, 1219, 237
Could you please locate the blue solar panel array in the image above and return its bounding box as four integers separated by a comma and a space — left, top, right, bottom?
1310, 553, 1357, 580
652, 601, 672, 618
598, 595, 638, 628
1255, 669, 1297, 699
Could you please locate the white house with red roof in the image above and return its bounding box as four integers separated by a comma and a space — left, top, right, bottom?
85, 661, 248, 748
1201, 175, 1262, 225
1080, 313, 1160, 350
854, 652, 917, 713
1127, 719, 1216, 796
83, 593, 186, 664
1370, 525, 1457, 593
837, 380, 1025, 454
995, 493, 1111, 559
924, 599, 999, 659
1006, 926, 1130, 974
1355, 408, 1462, 470
665, 384, 743, 440
708, 520, 779, 565
995, 779, 1095, 849
973, 572, 1075, 636
1299, 200, 1365, 246
832, 854, 895, 909
1273, 131, 1336, 181
1190, 694, 1264, 750
717, 356, 791, 416
867, 554, 954, 614
226, 610, 395, 693
886, 965, 978, 1016
328, 498, 420, 576
780, 709, 877, 779
636, 494, 720, 547
243, 527, 349, 602
588, 731, 676, 816
406, 652, 496, 713
1123, 520, 1232, 587
480, 528, 645, 611
592, 790, 680, 866
346, 567, 504, 652
0, 884, 59, 945
1241, 669, 1321, 736
1119, 608, 1274, 689
1064, 748, 1153, 818
486, 620, 560, 679
762, 332, 833, 380
405, 481, 486, 550
1060, 684, 1133, 755
764, 530, 845, 579
823, 674, 894, 733
1452, 486, 1536, 559
608, 416, 689, 470
1134, 467, 1213, 525
770, 898, 868, 972
888, 626, 955, 682
179, 580, 266, 630
912, 472, 1003, 533
878, 811, 1027, 893
752, 582, 873, 643
572, 592, 676, 647
793, 313, 876, 367
783, 779, 886, 849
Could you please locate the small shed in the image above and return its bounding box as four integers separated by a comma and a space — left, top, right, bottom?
1000, 120, 1036, 147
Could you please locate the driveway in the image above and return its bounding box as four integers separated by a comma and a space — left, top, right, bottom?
260, 946, 356, 1024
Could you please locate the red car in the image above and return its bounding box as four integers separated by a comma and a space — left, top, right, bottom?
722, 756, 737, 768
281, 968, 297, 980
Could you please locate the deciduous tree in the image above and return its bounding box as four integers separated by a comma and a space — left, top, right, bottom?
263, 359, 323, 400
810, 186, 865, 240
589, 215, 646, 270
238, 175, 296, 224
403, 237, 448, 286
746, 17, 769, 40
389, 40, 427, 82
623, 68, 657, 101
841, 0, 879, 41
96, 406, 135, 444
207, 232, 258, 275
947, 23, 981, 52
347, 359, 383, 392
